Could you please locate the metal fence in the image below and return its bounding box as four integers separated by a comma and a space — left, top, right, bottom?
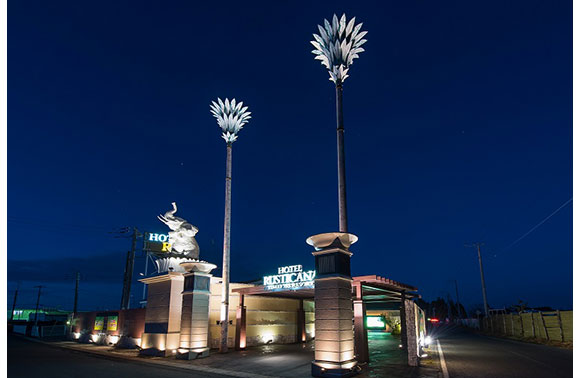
482, 311, 572, 342
12, 324, 68, 338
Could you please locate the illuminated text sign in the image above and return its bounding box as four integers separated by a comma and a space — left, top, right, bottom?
144, 232, 172, 252
366, 316, 386, 330
148, 233, 169, 242
263, 265, 315, 291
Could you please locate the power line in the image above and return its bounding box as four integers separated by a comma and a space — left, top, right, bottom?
8, 218, 141, 236
505, 197, 572, 251
7, 217, 115, 231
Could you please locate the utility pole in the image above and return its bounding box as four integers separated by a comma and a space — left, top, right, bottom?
121, 251, 131, 309
454, 280, 462, 318
465, 243, 489, 316
446, 293, 452, 320
33, 285, 44, 326
10, 282, 20, 321
142, 251, 149, 303
73, 272, 80, 318
120, 227, 139, 310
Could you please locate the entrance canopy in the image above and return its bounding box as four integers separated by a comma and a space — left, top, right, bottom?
231, 273, 421, 357
233, 274, 418, 302
354, 275, 419, 303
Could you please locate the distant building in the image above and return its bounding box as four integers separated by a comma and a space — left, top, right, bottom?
9, 308, 69, 322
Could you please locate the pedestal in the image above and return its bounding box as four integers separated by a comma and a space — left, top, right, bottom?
177, 261, 217, 360
308, 232, 360, 378
139, 272, 184, 356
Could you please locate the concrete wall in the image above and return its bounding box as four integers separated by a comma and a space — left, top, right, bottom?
74, 309, 145, 335
75, 278, 315, 349
120, 308, 146, 338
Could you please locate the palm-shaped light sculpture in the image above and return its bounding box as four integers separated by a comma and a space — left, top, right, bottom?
210, 97, 251, 353
311, 13, 367, 232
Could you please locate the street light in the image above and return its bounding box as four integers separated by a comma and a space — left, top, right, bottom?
311, 13, 367, 232
210, 98, 251, 353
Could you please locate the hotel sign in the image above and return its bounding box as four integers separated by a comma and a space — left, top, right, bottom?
143, 232, 172, 253
148, 233, 169, 242
263, 265, 315, 291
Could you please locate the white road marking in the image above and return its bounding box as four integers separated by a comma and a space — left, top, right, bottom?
437, 339, 450, 378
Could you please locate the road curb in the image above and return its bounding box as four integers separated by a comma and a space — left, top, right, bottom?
11, 334, 276, 378
435, 340, 449, 378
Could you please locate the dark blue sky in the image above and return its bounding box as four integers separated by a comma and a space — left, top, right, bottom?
8, 0, 571, 312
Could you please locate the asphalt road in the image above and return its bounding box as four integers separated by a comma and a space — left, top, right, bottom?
7, 335, 225, 378
435, 326, 573, 378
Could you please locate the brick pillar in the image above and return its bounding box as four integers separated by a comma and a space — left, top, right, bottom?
235, 294, 247, 350
308, 232, 359, 378
353, 282, 369, 363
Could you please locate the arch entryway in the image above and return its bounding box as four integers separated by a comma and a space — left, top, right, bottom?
232, 275, 421, 366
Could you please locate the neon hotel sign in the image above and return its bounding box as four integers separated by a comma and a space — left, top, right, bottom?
263, 265, 315, 291
148, 233, 172, 252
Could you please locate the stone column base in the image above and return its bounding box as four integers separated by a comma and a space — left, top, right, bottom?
177, 261, 216, 360
308, 232, 360, 378
311, 360, 360, 378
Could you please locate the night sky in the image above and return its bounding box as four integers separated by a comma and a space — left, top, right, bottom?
8, 0, 571, 312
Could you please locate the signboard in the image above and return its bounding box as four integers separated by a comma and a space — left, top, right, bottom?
366, 316, 386, 330
147, 232, 169, 242
143, 232, 172, 253
263, 265, 315, 291
94, 316, 104, 331
107, 316, 118, 331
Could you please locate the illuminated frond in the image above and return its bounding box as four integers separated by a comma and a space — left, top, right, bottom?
209, 98, 251, 143
311, 13, 367, 84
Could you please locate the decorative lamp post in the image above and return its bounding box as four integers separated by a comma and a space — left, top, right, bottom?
210, 98, 251, 353
309, 14, 368, 377
311, 13, 367, 232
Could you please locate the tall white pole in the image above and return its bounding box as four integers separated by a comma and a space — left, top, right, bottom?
336, 82, 348, 232
210, 97, 250, 353
310, 14, 367, 233
220, 143, 232, 353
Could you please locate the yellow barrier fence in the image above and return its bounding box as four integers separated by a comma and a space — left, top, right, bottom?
482, 311, 572, 342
